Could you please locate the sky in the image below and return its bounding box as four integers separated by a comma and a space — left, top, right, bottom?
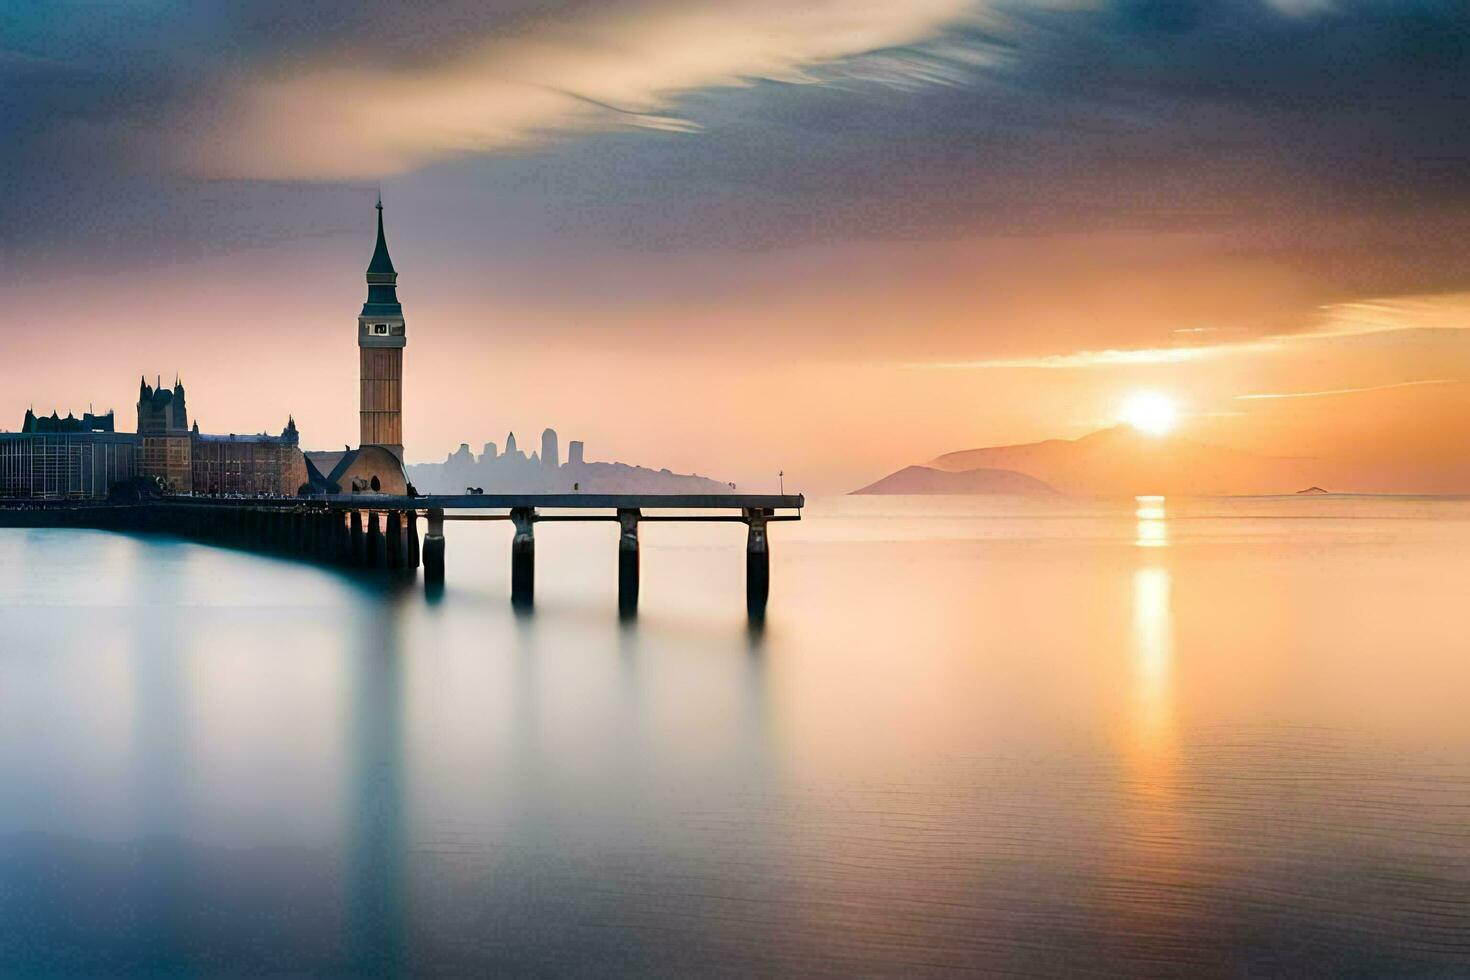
2, 0, 1468, 493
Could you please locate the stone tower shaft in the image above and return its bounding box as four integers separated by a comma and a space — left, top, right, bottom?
358, 199, 405, 461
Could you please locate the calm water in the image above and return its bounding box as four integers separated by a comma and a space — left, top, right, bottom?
2, 495, 1469, 975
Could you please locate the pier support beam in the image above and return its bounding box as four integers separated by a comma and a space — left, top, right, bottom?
386, 510, 403, 570
350, 510, 365, 566
423, 508, 445, 588
744, 508, 770, 620
510, 507, 536, 609
617, 508, 640, 619
323, 512, 342, 563
405, 510, 420, 570
365, 512, 383, 568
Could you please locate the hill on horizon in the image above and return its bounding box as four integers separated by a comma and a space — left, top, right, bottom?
852, 426, 1357, 497
922, 426, 1315, 496
851, 465, 1058, 496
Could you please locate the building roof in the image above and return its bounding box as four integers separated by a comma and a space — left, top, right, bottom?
22, 408, 116, 434
0, 430, 136, 443
362, 199, 403, 317
368, 198, 395, 277
194, 432, 297, 444
304, 449, 356, 493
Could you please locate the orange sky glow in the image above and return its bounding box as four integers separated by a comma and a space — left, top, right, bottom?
4, 1, 1468, 494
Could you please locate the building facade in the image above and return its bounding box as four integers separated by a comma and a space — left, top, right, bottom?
192, 420, 308, 497
137, 377, 193, 493
0, 385, 310, 501
0, 430, 138, 499
131, 377, 309, 496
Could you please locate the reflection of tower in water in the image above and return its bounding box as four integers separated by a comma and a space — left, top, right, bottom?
346, 597, 410, 973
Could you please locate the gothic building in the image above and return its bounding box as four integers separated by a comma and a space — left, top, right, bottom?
22, 409, 115, 433
305, 200, 410, 495
137, 377, 193, 492
3, 200, 410, 500
130, 376, 308, 496
191, 419, 307, 497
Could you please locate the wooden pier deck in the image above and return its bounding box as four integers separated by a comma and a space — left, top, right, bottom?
0, 492, 805, 618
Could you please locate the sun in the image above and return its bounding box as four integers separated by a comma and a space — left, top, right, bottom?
1119, 391, 1178, 437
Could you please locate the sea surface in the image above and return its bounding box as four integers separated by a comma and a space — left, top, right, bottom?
1, 495, 1469, 976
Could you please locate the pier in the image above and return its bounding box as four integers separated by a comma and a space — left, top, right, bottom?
0, 493, 803, 618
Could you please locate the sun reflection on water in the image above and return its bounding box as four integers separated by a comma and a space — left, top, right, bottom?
1114, 536, 1185, 936
1134, 495, 1167, 548
1131, 565, 1174, 755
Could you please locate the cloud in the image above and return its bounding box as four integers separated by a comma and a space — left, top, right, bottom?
1307, 294, 1470, 338
177, 0, 972, 179
1262, 0, 1335, 15
1236, 378, 1462, 400
9, 0, 1470, 347
906, 289, 1470, 371
912, 347, 1220, 370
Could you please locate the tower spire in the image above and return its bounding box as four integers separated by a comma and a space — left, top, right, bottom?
368, 196, 395, 278
363, 196, 401, 317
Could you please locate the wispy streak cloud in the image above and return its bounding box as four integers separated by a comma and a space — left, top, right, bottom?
910, 345, 1255, 370
1236, 378, 1463, 401
180, 0, 972, 179
1308, 295, 1470, 339
912, 291, 1470, 372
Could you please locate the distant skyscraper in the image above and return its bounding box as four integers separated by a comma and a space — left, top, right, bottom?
505, 431, 518, 457
482, 441, 497, 460
541, 428, 559, 470
568, 440, 584, 467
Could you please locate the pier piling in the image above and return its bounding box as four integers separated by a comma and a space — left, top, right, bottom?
511, 507, 535, 608
366, 512, 383, 568
744, 508, 770, 620
618, 508, 640, 618
386, 510, 403, 570
405, 511, 420, 569
423, 507, 445, 587
350, 510, 365, 565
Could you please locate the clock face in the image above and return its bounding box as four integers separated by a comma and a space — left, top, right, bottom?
374, 324, 388, 335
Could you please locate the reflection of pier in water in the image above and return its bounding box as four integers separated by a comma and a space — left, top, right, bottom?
0, 493, 803, 619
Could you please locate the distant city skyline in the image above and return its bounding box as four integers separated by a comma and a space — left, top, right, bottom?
411, 427, 732, 496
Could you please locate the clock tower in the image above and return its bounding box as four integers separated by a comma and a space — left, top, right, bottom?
358, 198, 405, 461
